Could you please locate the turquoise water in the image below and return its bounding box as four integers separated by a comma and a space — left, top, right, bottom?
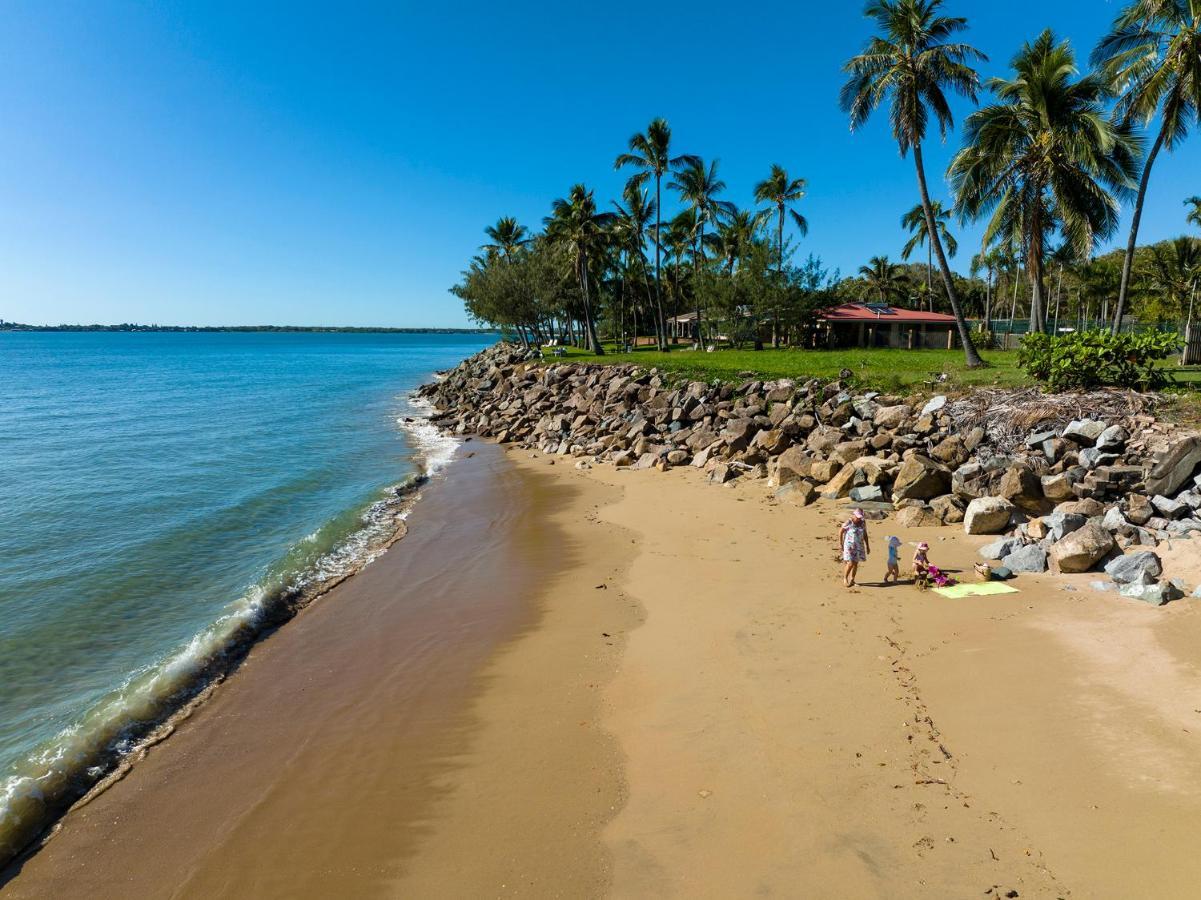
0, 331, 494, 859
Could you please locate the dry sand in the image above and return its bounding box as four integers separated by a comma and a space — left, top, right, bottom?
5, 442, 1201, 899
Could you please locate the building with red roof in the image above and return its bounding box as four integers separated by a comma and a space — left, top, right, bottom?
818, 302, 961, 349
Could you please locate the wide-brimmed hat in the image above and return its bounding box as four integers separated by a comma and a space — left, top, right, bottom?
917, 541, 929, 550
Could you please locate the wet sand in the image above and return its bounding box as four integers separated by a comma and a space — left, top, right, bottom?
1, 442, 636, 898
6, 443, 1201, 898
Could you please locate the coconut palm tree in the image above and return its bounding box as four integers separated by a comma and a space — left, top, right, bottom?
1092, 1, 1201, 334
841, 0, 986, 366
714, 208, 759, 274
611, 179, 658, 347
1188, 195, 1201, 230
752, 164, 809, 345
544, 185, 614, 355
950, 30, 1142, 334
669, 157, 735, 345
1145, 236, 1201, 323
901, 200, 957, 310
614, 119, 693, 350
858, 255, 910, 302
481, 216, 529, 259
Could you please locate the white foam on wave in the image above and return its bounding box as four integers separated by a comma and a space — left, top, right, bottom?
397, 392, 459, 477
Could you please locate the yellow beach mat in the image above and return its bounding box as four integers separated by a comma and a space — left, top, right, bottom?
932, 582, 1020, 599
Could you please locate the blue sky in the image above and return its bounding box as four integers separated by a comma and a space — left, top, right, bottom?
1, 0, 1196, 327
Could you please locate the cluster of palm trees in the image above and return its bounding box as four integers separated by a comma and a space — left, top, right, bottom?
455, 118, 815, 355
455, 0, 1200, 367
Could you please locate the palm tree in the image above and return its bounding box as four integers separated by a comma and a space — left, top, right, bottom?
611, 179, 658, 347
1188, 195, 1201, 230
714, 208, 759, 274
615, 119, 692, 350
950, 31, 1142, 334
544, 185, 614, 355
481, 217, 529, 259
841, 0, 986, 367
1145, 236, 1201, 323
901, 200, 957, 310
1092, 1, 1201, 334
753, 164, 809, 346
858, 255, 910, 302
669, 157, 735, 345
970, 247, 1002, 327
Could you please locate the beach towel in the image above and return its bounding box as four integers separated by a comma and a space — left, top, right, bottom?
931, 582, 1020, 599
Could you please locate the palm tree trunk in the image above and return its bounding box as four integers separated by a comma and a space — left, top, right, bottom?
926, 241, 933, 311
654, 175, 668, 351
1028, 206, 1046, 334
579, 253, 604, 355
694, 225, 704, 348
774, 208, 785, 348
913, 144, 983, 366
1112, 124, 1166, 336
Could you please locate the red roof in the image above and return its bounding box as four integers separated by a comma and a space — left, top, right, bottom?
820, 303, 958, 324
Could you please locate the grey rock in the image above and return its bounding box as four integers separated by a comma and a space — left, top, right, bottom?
1002, 544, 1048, 574
1044, 511, 1087, 541
1152, 495, 1187, 519
1103, 550, 1162, 585
921, 395, 947, 417
1167, 518, 1201, 536
1101, 506, 1129, 532
1090, 580, 1118, 593
1095, 424, 1129, 452
1062, 419, 1107, 446
1026, 430, 1058, 448
1146, 436, 1201, 497
979, 536, 1025, 560
849, 484, 885, 502
1120, 581, 1184, 606
1080, 447, 1119, 470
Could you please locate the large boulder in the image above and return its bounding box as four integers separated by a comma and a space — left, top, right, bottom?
895, 505, 941, 528
1044, 510, 1087, 542
1049, 523, 1115, 573
775, 480, 818, 506
1145, 436, 1201, 497
964, 496, 1015, 535
892, 454, 952, 501
873, 404, 912, 430
774, 446, 811, 486
1002, 544, 1049, 574
1104, 550, 1162, 586
998, 465, 1048, 514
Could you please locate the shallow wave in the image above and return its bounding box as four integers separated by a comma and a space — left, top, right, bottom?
0, 387, 460, 866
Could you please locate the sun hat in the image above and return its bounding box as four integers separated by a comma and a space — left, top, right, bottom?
917, 541, 929, 550
852, 508, 865, 520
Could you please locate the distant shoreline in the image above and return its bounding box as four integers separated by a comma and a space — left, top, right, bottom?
0, 324, 496, 333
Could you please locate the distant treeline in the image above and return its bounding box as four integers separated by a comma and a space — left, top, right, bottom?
0, 322, 496, 334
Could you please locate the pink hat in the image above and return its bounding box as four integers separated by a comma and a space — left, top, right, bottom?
917, 541, 929, 550
852, 508, 865, 520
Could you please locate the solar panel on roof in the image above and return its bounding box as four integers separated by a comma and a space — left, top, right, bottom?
864, 303, 896, 315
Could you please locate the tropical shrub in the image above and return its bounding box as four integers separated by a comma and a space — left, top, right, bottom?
1018, 330, 1181, 391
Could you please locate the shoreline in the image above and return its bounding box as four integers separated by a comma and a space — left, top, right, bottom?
1, 441, 637, 897
7, 430, 1201, 896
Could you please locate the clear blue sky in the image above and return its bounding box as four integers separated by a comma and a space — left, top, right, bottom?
1, 0, 1196, 327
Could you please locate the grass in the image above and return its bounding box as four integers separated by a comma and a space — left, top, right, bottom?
541, 343, 1030, 394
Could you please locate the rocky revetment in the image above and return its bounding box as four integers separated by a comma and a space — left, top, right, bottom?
419, 344, 1201, 603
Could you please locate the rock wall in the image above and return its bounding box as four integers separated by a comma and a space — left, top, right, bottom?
419, 344, 1201, 603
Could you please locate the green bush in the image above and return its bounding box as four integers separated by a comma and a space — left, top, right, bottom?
1018, 329, 1181, 391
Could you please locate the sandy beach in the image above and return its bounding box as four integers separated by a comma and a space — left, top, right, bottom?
6, 441, 1201, 898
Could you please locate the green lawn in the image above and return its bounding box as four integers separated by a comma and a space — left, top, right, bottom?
542, 343, 1030, 393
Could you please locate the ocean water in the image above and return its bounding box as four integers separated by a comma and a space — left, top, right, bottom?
0, 330, 494, 859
